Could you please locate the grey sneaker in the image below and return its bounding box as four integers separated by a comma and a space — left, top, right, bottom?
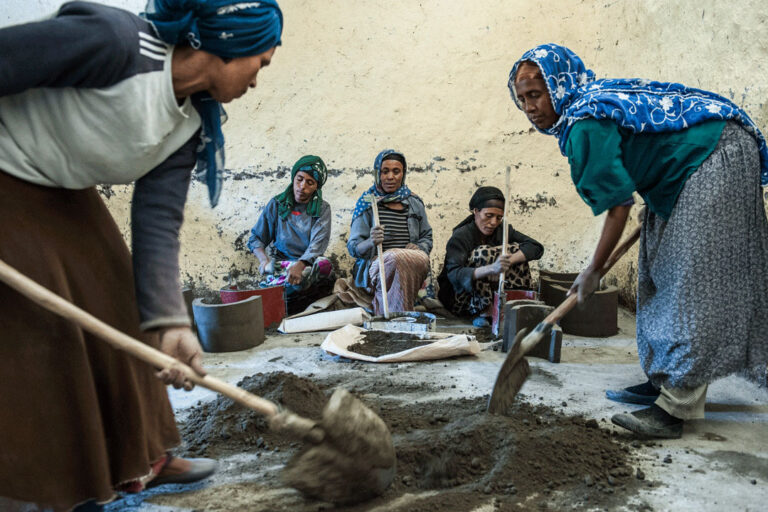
147, 457, 217, 488
611, 404, 683, 439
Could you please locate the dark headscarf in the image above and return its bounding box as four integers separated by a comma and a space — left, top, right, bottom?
469, 186, 505, 210
454, 186, 506, 231
275, 155, 327, 219
142, 0, 284, 207
352, 149, 412, 221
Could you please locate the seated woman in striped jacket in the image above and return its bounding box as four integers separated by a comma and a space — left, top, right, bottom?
347, 150, 433, 315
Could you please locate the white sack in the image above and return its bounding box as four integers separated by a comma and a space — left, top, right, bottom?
278, 307, 370, 333
321, 324, 480, 363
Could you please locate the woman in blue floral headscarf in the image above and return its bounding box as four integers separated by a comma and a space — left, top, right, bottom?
509, 44, 768, 439
347, 150, 433, 315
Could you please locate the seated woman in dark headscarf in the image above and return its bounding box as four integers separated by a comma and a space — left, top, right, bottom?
347, 149, 433, 315
437, 186, 544, 327
248, 155, 334, 314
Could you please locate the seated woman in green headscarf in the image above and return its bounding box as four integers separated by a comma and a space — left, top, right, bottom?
437, 186, 544, 327
248, 155, 334, 314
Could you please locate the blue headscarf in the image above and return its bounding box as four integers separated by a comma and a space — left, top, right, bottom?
352, 149, 412, 221
142, 0, 283, 206
508, 43, 768, 186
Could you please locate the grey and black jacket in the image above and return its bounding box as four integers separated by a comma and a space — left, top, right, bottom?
0, 1, 202, 329
347, 195, 433, 289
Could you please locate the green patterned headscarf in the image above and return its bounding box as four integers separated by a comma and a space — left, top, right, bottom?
275, 155, 328, 219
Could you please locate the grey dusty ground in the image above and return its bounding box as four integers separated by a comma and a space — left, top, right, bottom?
107, 308, 767, 511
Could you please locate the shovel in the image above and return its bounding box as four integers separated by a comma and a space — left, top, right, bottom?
491, 166, 512, 336
369, 192, 390, 319
487, 224, 642, 413
0, 258, 395, 505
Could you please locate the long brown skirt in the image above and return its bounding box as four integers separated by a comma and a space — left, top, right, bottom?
368, 248, 430, 315
0, 171, 179, 511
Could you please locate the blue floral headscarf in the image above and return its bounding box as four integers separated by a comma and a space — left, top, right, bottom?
142, 0, 284, 207
351, 149, 413, 221
508, 43, 768, 186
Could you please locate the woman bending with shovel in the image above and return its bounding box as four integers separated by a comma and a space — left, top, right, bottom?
509, 44, 768, 438
0, 1, 282, 509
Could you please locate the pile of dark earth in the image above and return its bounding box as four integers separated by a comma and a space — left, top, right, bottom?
346, 331, 434, 357
179, 372, 649, 512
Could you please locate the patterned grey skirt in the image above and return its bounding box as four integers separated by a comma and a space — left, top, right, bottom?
637, 122, 768, 388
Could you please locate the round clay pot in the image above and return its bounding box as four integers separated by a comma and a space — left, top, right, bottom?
543, 283, 618, 337
539, 275, 577, 306
182, 287, 196, 333
505, 289, 538, 301
193, 296, 265, 352
220, 285, 286, 328
538, 269, 580, 283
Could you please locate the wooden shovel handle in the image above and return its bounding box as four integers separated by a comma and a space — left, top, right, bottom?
498, 166, 511, 289
541, 224, 641, 325
0, 258, 279, 417
370, 195, 390, 318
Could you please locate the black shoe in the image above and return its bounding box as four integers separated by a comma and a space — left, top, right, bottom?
611, 404, 683, 439
605, 380, 660, 405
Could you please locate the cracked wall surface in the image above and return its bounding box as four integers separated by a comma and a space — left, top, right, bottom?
6, 0, 768, 306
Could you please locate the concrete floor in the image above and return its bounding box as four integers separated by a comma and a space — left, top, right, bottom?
108, 308, 768, 511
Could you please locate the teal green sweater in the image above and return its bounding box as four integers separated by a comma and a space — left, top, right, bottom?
565, 118, 725, 219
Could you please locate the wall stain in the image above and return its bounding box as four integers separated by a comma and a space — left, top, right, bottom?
233, 229, 250, 252
327, 253, 348, 278
510, 193, 558, 214
207, 161, 500, 186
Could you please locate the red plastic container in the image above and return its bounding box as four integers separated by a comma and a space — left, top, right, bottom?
505, 289, 538, 301
220, 286, 286, 328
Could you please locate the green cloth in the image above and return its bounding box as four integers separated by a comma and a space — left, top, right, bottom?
565, 118, 726, 219
275, 155, 328, 220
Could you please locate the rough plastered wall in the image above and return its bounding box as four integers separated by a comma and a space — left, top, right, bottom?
6, 1, 768, 307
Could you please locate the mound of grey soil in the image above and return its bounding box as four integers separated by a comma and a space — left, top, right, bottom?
360, 399, 638, 511
181, 372, 336, 455
178, 372, 644, 511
